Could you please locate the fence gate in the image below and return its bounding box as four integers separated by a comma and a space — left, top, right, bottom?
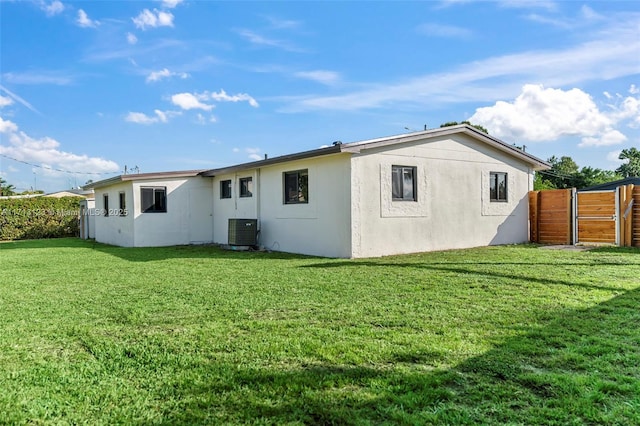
574, 190, 617, 245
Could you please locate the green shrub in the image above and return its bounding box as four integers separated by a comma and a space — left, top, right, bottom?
0, 197, 81, 240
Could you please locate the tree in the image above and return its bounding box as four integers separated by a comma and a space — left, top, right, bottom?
543, 156, 579, 188
536, 156, 621, 189
572, 167, 622, 189
616, 147, 640, 178
440, 121, 489, 134
0, 178, 16, 196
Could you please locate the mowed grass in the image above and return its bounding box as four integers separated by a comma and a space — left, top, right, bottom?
1, 239, 639, 425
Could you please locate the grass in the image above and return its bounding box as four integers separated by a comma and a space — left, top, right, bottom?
1, 238, 639, 425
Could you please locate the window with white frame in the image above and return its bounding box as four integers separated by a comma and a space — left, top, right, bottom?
392, 165, 417, 201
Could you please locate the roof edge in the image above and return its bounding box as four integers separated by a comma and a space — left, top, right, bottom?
341, 124, 550, 170
200, 145, 343, 176
83, 169, 206, 190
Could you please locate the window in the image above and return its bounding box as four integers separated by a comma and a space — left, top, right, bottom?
490, 172, 508, 202
103, 194, 109, 217
220, 180, 232, 199
141, 187, 167, 213
392, 166, 417, 201
239, 177, 253, 198
283, 169, 308, 204
118, 192, 127, 216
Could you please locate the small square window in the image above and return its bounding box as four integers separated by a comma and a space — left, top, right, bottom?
392, 166, 417, 201
220, 180, 232, 199
239, 177, 253, 198
283, 169, 308, 204
490, 172, 508, 202
141, 187, 167, 213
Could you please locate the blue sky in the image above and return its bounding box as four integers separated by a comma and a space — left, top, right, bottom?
1, 0, 638, 193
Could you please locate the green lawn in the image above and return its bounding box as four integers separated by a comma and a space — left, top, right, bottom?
1, 238, 639, 425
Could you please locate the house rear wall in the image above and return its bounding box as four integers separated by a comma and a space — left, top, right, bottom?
212, 154, 352, 258
351, 134, 533, 258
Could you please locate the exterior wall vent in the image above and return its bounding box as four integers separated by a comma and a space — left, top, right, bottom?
228, 218, 258, 246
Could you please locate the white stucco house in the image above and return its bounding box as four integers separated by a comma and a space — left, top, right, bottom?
84, 125, 549, 258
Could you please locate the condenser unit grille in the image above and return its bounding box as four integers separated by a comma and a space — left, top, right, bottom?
228, 219, 258, 246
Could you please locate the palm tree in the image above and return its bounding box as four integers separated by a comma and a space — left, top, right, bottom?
0, 178, 17, 196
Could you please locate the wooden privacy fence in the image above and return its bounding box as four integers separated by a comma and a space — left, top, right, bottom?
528, 189, 572, 244
631, 185, 640, 247
529, 184, 639, 247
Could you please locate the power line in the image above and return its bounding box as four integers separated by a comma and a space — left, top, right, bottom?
0, 153, 119, 176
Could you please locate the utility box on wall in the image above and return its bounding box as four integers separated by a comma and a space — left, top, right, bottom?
228, 218, 258, 246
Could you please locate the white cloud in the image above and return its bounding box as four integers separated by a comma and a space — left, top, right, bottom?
146, 68, 189, 83
125, 109, 180, 124
170, 93, 214, 111
233, 147, 261, 160
42, 0, 64, 17
208, 89, 259, 107
77, 9, 99, 28
161, 0, 184, 8
196, 113, 217, 124
0, 117, 19, 133
469, 84, 639, 148
0, 85, 40, 114
417, 23, 472, 38
0, 96, 14, 108
0, 118, 119, 174
607, 93, 640, 127
245, 147, 262, 161
630, 84, 640, 95
2, 71, 72, 86
498, 0, 558, 11
579, 130, 627, 147
607, 150, 624, 163
132, 9, 174, 30
235, 29, 303, 52
265, 16, 302, 30
470, 85, 609, 141
294, 70, 340, 86
126, 32, 138, 45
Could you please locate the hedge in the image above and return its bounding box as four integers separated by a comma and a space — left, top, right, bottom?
0, 197, 81, 241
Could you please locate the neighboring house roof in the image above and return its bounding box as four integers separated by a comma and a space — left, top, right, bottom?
44, 189, 93, 198
202, 124, 550, 176
84, 170, 205, 190
579, 177, 640, 192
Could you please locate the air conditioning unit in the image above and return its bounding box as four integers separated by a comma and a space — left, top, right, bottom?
228, 218, 258, 246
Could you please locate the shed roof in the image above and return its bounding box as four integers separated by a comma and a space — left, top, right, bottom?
579, 177, 640, 192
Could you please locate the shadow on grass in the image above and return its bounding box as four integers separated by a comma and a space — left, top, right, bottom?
160, 287, 640, 425
300, 258, 640, 292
